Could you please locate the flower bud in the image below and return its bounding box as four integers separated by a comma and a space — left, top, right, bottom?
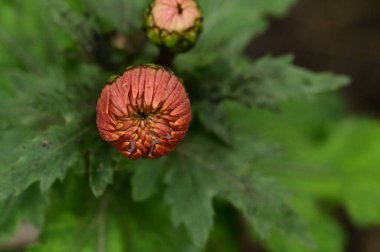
144, 0, 202, 53
96, 65, 191, 159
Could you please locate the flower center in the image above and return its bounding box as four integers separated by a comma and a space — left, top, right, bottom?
177, 3, 183, 14
136, 110, 149, 120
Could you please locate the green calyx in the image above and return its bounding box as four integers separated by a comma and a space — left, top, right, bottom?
143, 4, 203, 53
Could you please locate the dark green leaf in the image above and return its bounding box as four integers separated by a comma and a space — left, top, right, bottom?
197, 102, 232, 145
223, 175, 314, 248
0, 124, 87, 199
0, 185, 48, 242
88, 142, 115, 198
164, 132, 312, 249
82, 0, 149, 34
164, 153, 218, 248
237, 55, 350, 107
131, 158, 168, 201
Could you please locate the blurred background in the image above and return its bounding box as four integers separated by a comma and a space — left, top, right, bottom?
248, 0, 380, 116
246, 0, 380, 251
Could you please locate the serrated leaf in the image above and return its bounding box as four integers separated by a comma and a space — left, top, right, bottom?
88, 142, 115, 198
177, 55, 350, 112
0, 124, 88, 199
164, 132, 312, 249
197, 102, 232, 145
233, 55, 351, 108
223, 175, 314, 248
164, 153, 217, 248
131, 158, 168, 201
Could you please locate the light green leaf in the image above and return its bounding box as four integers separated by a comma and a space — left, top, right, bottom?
28, 176, 196, 252
225, 96, 380, 251
245, 100, 380, 227
28, 201, 123, 252
265, 198, 343, 252
313, 119, 380, 226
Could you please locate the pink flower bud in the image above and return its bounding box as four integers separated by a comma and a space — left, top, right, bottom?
145, 0, 202, 52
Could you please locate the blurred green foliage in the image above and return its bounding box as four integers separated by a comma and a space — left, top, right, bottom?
1, 0, 378, 252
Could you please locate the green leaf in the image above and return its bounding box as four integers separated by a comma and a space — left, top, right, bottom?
232, 55, 350, 108
196, 102, 232, 145
0, 185, 48, 242
28, 199, 122, 252
82, 0, 149, 33
131, 158, 168, 201
46, 0, 97, 56
312, 119, 380, 226
0, 124, 87, 199
177, 55, 350, 113
28, 176, 196, 252
225, 96, 380, 251
88, 142, 115, 198
265, 198, 344, 252
223, 175, 314, 248
0, 0, 73, 70
164, 153, 218, 248
164, 132, 312, 249
242, 98, 380, 227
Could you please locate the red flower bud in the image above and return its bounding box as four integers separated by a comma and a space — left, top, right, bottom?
96, 65, 191, 159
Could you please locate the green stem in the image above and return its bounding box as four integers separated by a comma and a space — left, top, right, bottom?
155, 48, 176, 68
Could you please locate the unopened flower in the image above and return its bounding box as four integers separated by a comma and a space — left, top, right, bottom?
96, 64, 191, 159
144, 0, 202, 53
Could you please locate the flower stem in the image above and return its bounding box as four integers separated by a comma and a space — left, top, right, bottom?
155, 48, 176, 68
